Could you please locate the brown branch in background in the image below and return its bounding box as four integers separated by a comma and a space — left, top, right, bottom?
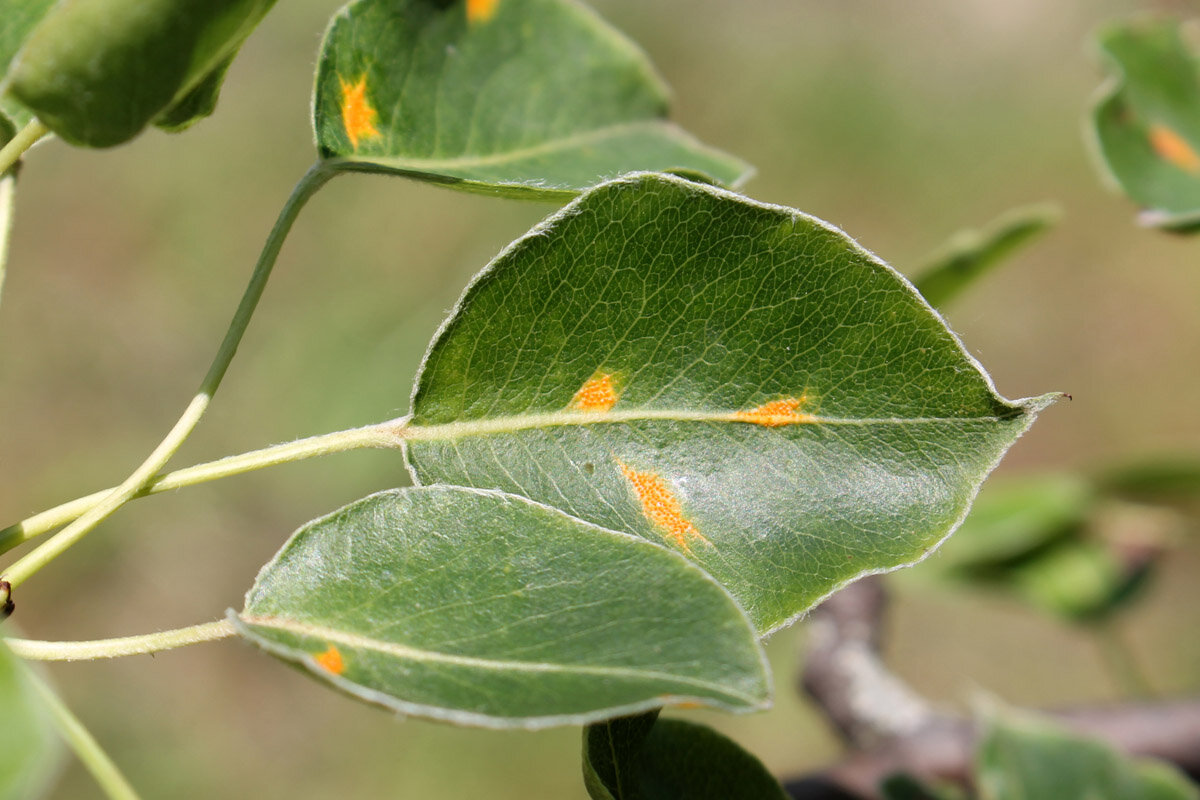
791, 576, 1200, 800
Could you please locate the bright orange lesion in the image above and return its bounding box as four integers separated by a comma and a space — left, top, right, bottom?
569, 372, 619, 413
467, 0, 500, 23
731, 396, 815, 427
616, 460, 710, 553
1148, 123, 1200, 174
339, 74, 381, 150
314, 644, 346, 675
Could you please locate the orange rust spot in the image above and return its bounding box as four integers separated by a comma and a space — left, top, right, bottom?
674, 701, 704, 710
339, 75, 380, 150
732, 396, 815, 427
1148, 124, 1200, 174
314, 644, 346, 675
467, 0, 500, 23
616, 460, 709, 553
570, 373, 618, 413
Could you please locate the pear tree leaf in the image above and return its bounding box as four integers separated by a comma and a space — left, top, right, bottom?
1087, 18, 1200, 232
977, 706, 1199, 800
0, 0, 56, 128
912, 203, 1060, 308
153, 53, 237, 134
0, 639, 62, 800
583, 710, 788, 800
236, 486, 769, 728
4, 0, 277, 147
403, 172, 1055, 634
313, 0, 751, 199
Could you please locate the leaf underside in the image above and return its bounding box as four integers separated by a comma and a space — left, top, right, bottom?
406, 172, 1051, 634
1089, 18, 1200, 232
4, 0, 277, 147
313, 0, 750, 197
237, 486, 768, 728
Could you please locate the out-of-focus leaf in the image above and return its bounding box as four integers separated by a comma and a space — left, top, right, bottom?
0, 639, 61, 800
313, 0, 750, 199
405, 173, 1053, 634
236, 487, 769, 728
977, 705, 1199, 800
1087, 17, 1200, 232
0, 0, 55, 127
153, 53, 237, 133
932, 475, 1094, 574
912, 204, 1059, 307
583, 711, 788, 800
1011, 540, 1148, 623
5, 0, 277, 147
1098, 456, 1200, 506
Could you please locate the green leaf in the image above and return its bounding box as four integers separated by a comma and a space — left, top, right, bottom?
0, 639, 62, 800
4, 0, 277, 147
932, 475, 1095, 574
977, 706, 1199, 800
1087, 18, 1200, 232
313, 0, 751, 199
236, 486, 769, 728
912, 204, 1059, 308
152, 53, 237, 134
0, 0, 55, 128
1098, 456, 1200, 506
404, 173, 1054, 634
583, 711, 788, 800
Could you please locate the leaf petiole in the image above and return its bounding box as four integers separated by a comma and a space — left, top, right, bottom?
0, 118, 49, 176
24, 668, 141, 799
8, 619, 236, 662
0, 161, 338, 589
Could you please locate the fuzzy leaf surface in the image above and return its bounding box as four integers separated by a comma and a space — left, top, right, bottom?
237, 486, 768, 728
405, 173, 1051, 633
0, 640, 61, 800
5, 0, 277, 147
313, 0, 749, 198
977, 707, 1198, 800
583, 711, 788, 800
1089, 18, 1200, 232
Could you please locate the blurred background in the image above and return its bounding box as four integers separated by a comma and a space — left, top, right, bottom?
2, 0, 1199, 796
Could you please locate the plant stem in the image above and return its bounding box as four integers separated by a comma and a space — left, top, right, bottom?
25, 669, 141, 800
0, 162, 338, 589
0, 166, 16, 309
8, 619, 236, 661
0, 118, 49, 176
0, 422, 399, 555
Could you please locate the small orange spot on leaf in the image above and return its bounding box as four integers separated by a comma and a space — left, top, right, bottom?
617, 460, 709, 553
732, 396, 815, 427
570, 373, 618, 413
339, 75, 381, 150
314, 644, 346, 675
1148, 124, 1200, 174
467, 0, 500, 23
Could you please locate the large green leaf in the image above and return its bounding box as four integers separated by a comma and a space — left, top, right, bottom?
403, 173, 1053, 634
582, 710, 788, 800
977, 706, 1198, 800
0, 0, 55, 128
1088, 18, 1200, 232
912, 204, 1059, 308
3, 0, 277, 147
0, 639, 61, 800
313, 0, 750, 199
236, 486, 768, 728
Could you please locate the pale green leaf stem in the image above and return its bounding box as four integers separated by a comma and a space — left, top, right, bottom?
7, 620, 235, 662
0, 162, 337, 588
0, 117, 48, 177
24, 668, 141, 800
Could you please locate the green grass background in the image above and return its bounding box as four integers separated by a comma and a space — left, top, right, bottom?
2, 0, 1199, 796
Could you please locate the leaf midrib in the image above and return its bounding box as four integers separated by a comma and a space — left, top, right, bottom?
334, 119, 698, 171
398, 406, 1021, 443
240, 614, 759, 703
